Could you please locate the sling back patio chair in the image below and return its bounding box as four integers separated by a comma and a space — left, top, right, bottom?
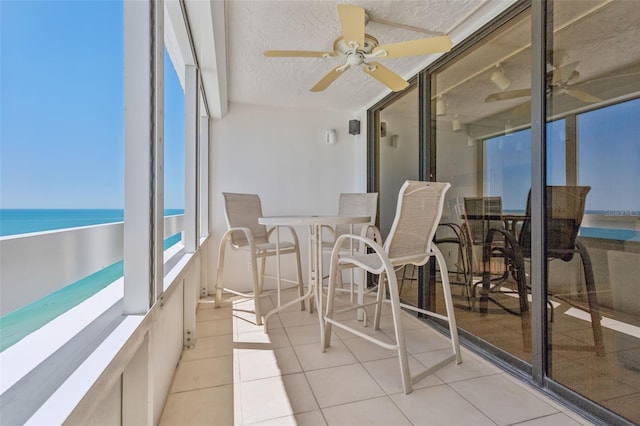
482, 186, 604, 356
321, 192, 381, 301
214, 193, 304, 326
323, 181, 462, 394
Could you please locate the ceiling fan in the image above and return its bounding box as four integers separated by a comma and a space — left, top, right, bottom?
264, 4, 452, 92
485, 61, 603, 104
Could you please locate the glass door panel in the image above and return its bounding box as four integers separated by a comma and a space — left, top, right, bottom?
547, 3, 640, 421
432, 10, 533, 363
378, 87, 419, 306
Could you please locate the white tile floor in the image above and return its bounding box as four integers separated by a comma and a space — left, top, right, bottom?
159, 290, 596, 426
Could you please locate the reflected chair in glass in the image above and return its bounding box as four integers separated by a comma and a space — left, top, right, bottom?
323, 181, 462, 394
483, 186, 604, 356
321, 193, 381, 298
462, 196, 508, 305
214, 193, 305, 326
432, 196, 474, 307
400, 222, 472, 308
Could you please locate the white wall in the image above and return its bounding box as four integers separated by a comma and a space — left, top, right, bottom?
210, 102, 365, 292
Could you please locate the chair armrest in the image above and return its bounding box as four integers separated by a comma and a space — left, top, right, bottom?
331, 233, 391, 275
221, 226, 256, 249
435, 223, 464, 244
485, 227, 519, 257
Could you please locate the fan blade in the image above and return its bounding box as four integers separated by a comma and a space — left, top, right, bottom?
552, 61, 579, 84
564, 88, 602, 103
337, 4, 365, 47
372, 36, 452, 59
310, 66, 346, 92
363, 62, 409, 92
485, 88, 532, 102
265, 50, 333, 58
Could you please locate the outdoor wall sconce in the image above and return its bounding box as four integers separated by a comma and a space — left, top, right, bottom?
491, 64, 512, 91
326, 129, 337, 144
452, 115, 463, 132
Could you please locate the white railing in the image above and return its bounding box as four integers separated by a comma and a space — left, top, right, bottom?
0, 214, 184, 316
1, 223, 206, 425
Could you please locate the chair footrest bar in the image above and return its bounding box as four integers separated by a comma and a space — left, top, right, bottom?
332, 301, 379, 316
261, 274, 302, 285
221, 288, 255, 298
220, 285, 302, 298
325, 317, 398, 351
263, 285, 315, 332
399, 302, 451, 322
411, 354, 458, 385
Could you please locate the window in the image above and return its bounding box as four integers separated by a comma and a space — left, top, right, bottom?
0, 0, 124, 344
578, 98, 640, 214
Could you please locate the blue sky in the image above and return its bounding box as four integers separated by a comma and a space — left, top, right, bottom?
1, 0, 184, 209
486, 98, 640, 212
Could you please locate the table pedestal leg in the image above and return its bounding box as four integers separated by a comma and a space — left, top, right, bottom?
310, 225, 325, 346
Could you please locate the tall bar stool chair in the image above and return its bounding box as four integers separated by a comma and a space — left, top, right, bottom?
214, 193, 304, 326
321, 193, 381, 301
323, 181, 462, 394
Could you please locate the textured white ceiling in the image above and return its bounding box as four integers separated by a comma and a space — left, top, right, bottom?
224, 0, 513, 113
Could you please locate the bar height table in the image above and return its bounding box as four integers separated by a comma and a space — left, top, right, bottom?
258, 215, 370, 342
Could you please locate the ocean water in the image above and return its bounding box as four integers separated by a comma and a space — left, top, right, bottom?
0, 209, 184, 351
0, 208, 184, 237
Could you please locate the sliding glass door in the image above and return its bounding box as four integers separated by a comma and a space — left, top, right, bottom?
431, 9, 534, 364
546, 2, 640, 422
368, 1, 639, 422
376, 86, 420, 306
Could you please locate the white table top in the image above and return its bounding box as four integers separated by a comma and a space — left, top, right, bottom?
259, 215, 370, 226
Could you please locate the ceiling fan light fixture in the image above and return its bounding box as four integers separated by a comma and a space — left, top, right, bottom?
491, 65, 512, 91
436, 96, 447, 116
264, 5, 453, 93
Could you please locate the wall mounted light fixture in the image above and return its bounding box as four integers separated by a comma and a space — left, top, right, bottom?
491, 64, 512, 91
326, 129, 337, 144
452, 115, 463, 132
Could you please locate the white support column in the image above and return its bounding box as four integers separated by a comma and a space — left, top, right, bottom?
153, 0, 165, 302
184, 65, 199, 253
199, 115, 210, 298
124, 0, 163, 313
199, 115, 210, 239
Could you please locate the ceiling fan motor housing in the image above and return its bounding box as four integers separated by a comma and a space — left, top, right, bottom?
334, 34, 379, 56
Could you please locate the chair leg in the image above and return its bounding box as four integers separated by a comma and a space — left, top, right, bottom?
323, 259, 342, 351
385, 268, 412, 394
295, 248, 306, 311
258, 256, 266, 295
251, 255, 263, 326
215, 233, 231, 308
433, 246, 462, 364
576, 240, 605, 357
373, 272, 386, 331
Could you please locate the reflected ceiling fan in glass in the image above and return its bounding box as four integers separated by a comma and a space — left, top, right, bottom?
483, 61, 629, 104
264, 4, 452, 92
